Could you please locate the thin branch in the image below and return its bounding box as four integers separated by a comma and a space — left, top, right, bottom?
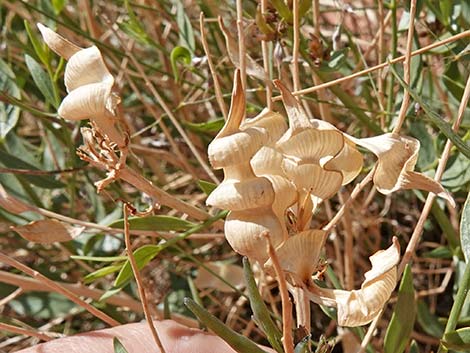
260, 0, 273, 110
272, 30, 470, 101
108, 21, 220, 184
398, 71, 470, 276
199, 12, 228, 119
264, 232, 294, 353
0, 322, 53, 342
292, 0, 300, 91
123, 204, 167, 353
0, 252, 120, 327
323, 168, 375, 232
236, 0, 246, 90
392, 0, 418, 133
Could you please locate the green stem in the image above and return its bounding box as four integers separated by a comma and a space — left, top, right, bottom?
438, 261, 470, 352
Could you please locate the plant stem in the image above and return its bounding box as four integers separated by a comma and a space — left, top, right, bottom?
437, 261, 470, 353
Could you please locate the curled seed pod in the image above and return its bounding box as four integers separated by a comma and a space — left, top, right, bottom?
37, 23, 80, 59
350, 133, 454, 206
225, 207, 284, 263
323, 137, 363, 185
38, 24, 126, 148
306, 238, 401, 327
265, 229, 326, 284
206, 175, 275, 211
282, 158, 343, 202
251, 146, 286, 176
207, 70, 287, 263
241, 109, 288, 144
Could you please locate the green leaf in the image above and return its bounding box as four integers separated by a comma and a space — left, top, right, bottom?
176, 2, 195, 53
442, 327, 470, 350
170, 46, 192, 82
460, 192, 470, 263
0, 149, 64, 189
113, 337, 130, 353
83, 264, 123, 284
384, 264, 416, 353
184, 118, 225, 134
270, 0, 292, 22
390, 64, 470, 160
25, 55, 59, 108
197, 180, 217, 196
441, 153, 470, 192
114, 245, 162, 287
24, 21, 48, 66
408, 340, 419, 353
243, 257, 283, 353
108, 215, 196, 232
416, 300, 444, 337
0, 58, 21, 140
422, 246, 453, 259
443, 62, 465, 101
51, 0, 66, 15
184, 298, 268, 353
319, 49, 349, 72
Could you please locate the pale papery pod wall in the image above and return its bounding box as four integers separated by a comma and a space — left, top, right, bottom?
37, 24, 127, 149
207, 66, 454, 327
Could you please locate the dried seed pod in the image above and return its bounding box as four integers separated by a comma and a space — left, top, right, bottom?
323, 137, 363, 185
350, 133, 454, 206
282, 158, 343, 202
38, 24, 126, 148
206, 175, 275, 211
251, 146, 286, 176
37, 23, 80, 59
207, 70, 287, 263
225, 207, 284, 263
265, 229, 326, 284
306, 238, 400, 327
241, 109, 288, 144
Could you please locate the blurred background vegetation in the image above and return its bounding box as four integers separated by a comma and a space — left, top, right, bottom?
0, 0, 470, 352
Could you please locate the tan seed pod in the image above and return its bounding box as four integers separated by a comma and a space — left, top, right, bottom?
265, 229, 326, 284
64, 46, 114, 92
282, 158, 343, 202
208, 128, 267, 170
351, 133, 454, 206
306, 238, 400, 327
206, 176, 275, 211
241, 109, 288, 145
323, 137, 363, 185
37, 23, 80, 59
273, 80, 344, 164
38, 24, 126, 148
251, 146, 286, 176
225, 207, 284, 263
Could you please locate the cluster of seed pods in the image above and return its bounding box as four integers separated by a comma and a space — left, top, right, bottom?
207, 70, 453, 327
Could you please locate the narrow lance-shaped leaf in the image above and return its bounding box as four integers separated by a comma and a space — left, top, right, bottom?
113, 337, 130, 353
384, 264, 416, 353
442, 327, 470, 350
243, 257, 283, 353
460, 192, 470, 263
25, 54, 59, 108
184, 298, 268, 353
